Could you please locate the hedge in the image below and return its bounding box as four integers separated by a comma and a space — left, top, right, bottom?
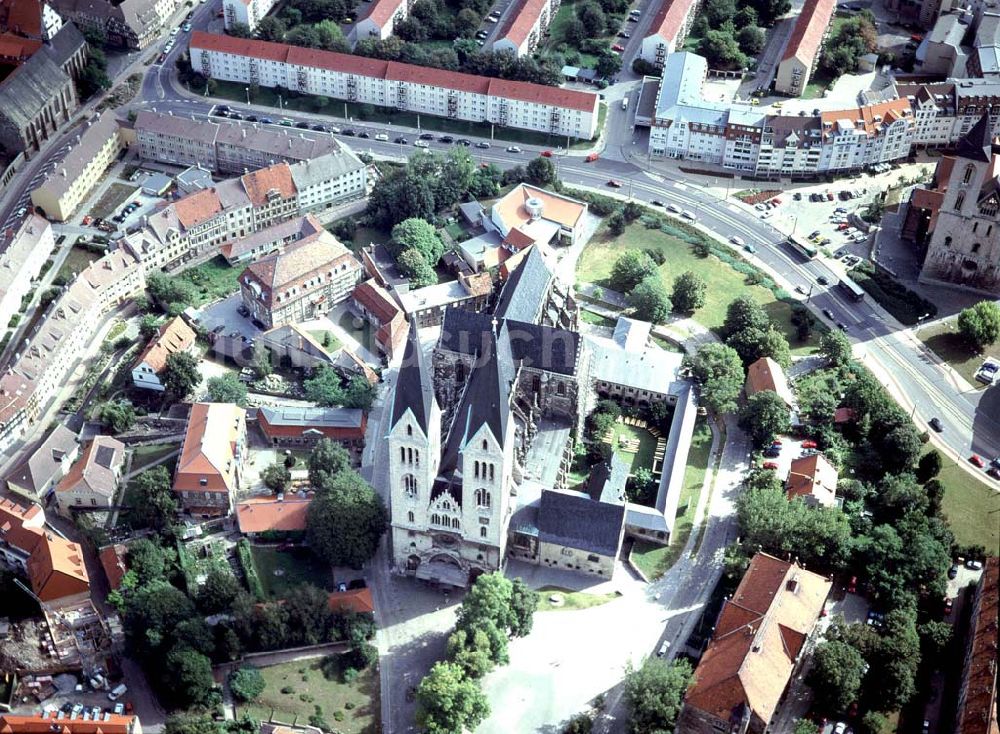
236, 539, 265, 600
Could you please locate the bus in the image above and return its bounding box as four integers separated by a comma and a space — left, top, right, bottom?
786, 234, 818, 259
838, 276, 866, 302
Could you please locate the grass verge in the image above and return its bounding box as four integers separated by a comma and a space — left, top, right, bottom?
629, 417, 713, 580
535, 585, 620, 611
129, 443, 180, 473
176, 255, 241, 307
240, 655, 377, 734
934, 450, 1000, 550
250, 544, 335, 598
850, 261, 937, 326
91, 182, 137, 220
917, 320, 1000, 388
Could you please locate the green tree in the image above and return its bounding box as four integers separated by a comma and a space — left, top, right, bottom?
283, 583, 334, 645
163, 352, 201, 401
206, 373, 248, 406
308, 439, 351, 488
697, 29, 748, 71
255, 16, 286, 41
916, 450, 942, 483
607, 210, 626, 236
164, 714, 224, 734
857, 713, 888, 734
129, 465, 178, 531
703, 0, 736, 25
390, 218, 446, 265
227, 22, 251, 38
685, 343, 744, 414
415, 661, 490, 734
737, 26, 765, 55
304, 365, 345, 406
808, 640, 865, 713
595, 50, 622, 79
739, 390, 791, 447
249, 341, 272, 379
563, 17, 587, 45
261, 462, 292, 492
197, 567, 242, 614
307, 470, 388, 567
124, 580, 196, 657
578, 1, 606, 35
820, 329, 853, 367
508, 578, 535, 637
126, 538, 171, 585
610, 250, 659, 292
165, 645, 216, 707
721, 295, 769, 338
629, 275, 672, 324
229, 666, 265, 702
623, 658, 693, 733
957, 300, 1000, 349
671, 271, 707, 313
447, 626, 496, 678
139, 314, 162, 341
147, 273, 196, 313
526, 156, 558, 187
343, 374, 377, 410
99, 399, 136, 433
398, 248, 437, 288
727, 326, 790, 367
794, 721, 820, 734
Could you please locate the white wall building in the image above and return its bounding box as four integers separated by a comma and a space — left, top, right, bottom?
0, 216, 53, 336
189, 32, 600, 140
493, 0, 556, 57
639, 0, 699, 68
222, 0, 279, 32
354, 0, 408, 40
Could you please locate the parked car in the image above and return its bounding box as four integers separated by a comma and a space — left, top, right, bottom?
666, 203, 681, 213
656, 641, 670, 657
743, 244, 756, 253
374, 133, 388, 141
506, 145, 522, 153
762, 461, 778, 470
414, 140, 430, 148
611, 43, 625, 52
607, 179, 623, 188
929, 417, 944, 432
540, 150, 553, 157
969, 454, 985, 468
475, 141, 490, 148
966, 559, 984, 570
681, 210, 696, 220
419, 132, 434, 140
801, 440, 817, 449
358, 131, 370, 138
847, 576, 857, 593
439, 135, 454, 143
730, 236, 745, 246
948, 565, 958, 579
816, 275, 829, 285
394, 136, 408, 144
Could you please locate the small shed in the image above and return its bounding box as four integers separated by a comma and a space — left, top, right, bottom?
141, 172, 173, 196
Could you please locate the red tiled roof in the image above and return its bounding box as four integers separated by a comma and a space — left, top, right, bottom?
257, 409, 367, 441
98, 544, 128, 590
0, 0, 44, 38
328, 587, 374, 614
241, 163, 296, 207
647, 0, 698, 46
133, 316, 196, 374
236, 497, 311, 533
357, 0, 406, 30
782, 0, 836, 64
376, 310, 407, 356
955, 557, 999, 734
496, 0, 547, 47
0, 713, 137, 734
352, 278, 400, 325
190, 32, 598, 113
174, 187, 223, 229
26, 532, 89, 603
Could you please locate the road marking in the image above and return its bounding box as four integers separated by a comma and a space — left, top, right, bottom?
673, 181, 687, 190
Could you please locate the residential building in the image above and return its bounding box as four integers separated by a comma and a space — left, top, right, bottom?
175, 164, 213, 195
173, 402, 248, 516
493, 0, 556, 57
915, 14, 966, 77
256, 405, 366, 458
639, 0, 699, 68
30, 110, 126, 221
131, 316, 197, 391
350, 278, 407, 359
289, 152, 367, 212
915, 114, 1000, 294
885, 0, 954, 29
678, 553, 832, 734
98, 543, 128, 589
774, 0, 836, 97
256, 322, 338, 370
786, 453, 838, 508
52, 0, 171, 48
0, 215, 53, 335
222, 0, 278, 33
397, 272, 493, 328
954, 556, 998, 734
0, 497, 90, 608
896, 81, 959, 147
3, 423, 78, 500
490, 183, 589, 248
220, 213, 324, 264
745, 356, 795, 407
0, 372, 35, 455
0, 0, 65, 41
0, 713, 141, 734
236, 496, 311, 537
189, 32, 601, 140
54, 435, 125, 516
532, 486, 625, 577
134, 110, 349, 176
354, 0, 408, 41
240, 230, 362, 329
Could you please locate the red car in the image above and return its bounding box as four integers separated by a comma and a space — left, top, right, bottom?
586, 153, 599, 162
944, 597, 954, 613
611, 44, 625, 52
82, 215, 92, 225
771, 197, 782, 206
847, 576, 857, 593
607, 179, 623, 188
826, 192, 835, 201
540, 150, 553, 157
801, 440, 818, 449
762, 462, 779, 470
969, 454, 985, 468
771, 439, 783, 446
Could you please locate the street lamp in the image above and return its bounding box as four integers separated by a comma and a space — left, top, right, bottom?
245, 86, 250, 105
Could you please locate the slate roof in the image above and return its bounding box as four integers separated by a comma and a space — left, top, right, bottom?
957, 113, 995, 162
0, 47, 70, 131
391, 321, 434, 434
4, 423, 77, 495
437, 321, 516, 482
494, 244, 552, 322
536, 489, 625, 556
44, 22, 85, 67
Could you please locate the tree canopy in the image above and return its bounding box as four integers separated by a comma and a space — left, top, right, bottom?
163, 352, 202, 401
206, 373, 248, 406
671, 271, 707, 313
686, 343, 743, 414
415, 661, 490, 734
957, 300, 1000, 349
624, 658, 693, 733
739, 390, 791, 447
629, 275, 672, 324
610, 250, 659, 292
306, 469, 388, 567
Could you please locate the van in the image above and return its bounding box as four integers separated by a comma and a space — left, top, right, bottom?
108, 684, 127, 701
621, 97, 629, 110
374, 133, 389, 141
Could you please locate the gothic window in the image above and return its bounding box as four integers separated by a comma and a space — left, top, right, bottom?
557, 382, 566, 396
489, 464, 495, 482
989, 225, 994, 236
403, 474, 417, 498
451, 517, 460, 529
414, 449, 420, 465
482, 439, 488, 450
533, 375, 541, 393
974, 222, 979, 233
973, 243, 982, 253
945, 236, 952, 248
431, 513, 440, 525
474, 461, 480, 479
407, 424, 413, 436
955, 193, 965, 211
400, 447, 405, 462
964, 164, 976, 184
456, 362, 465, 382
475, 488, 492, 508
480, 526, 487, 538
408, 511, 415, 523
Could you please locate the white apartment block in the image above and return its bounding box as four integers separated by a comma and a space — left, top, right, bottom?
493, 0, 556, 57
639, 0, 699, 68
189, 32, 600, 140
354, 0, 408, 40
0, 216, 53, 334
645, 53, 916, 177
222, 0, 279, 32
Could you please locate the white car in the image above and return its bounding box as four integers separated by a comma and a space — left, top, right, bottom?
975, 360, 1000, 385
506, 145, 521, 153
730, 236, 745, 246
170, 27, 179, 36
374, 133, 389, 141
414, 140, 430, 148
666, 203, 681, 214
681, 210, 696, 221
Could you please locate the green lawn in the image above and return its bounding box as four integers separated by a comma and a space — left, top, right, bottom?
849, 263, 937, 326
917, 321, 1000, 389
129, 443, 180, 473
630, 417, 713, 580
536, 585, 620, 612
307, 330, 342, 352
240, 656, 377, 734
607, 422, 656, 474
650, 335, 682, 352
934, 450, 1000, 550
209, 80, 600, 146
91, 182, 137, 220
54, 245, 100, 284
580, 309, 616, 328
176, 255, 241, 306
250, 545, 334, 598
577, 224, 822, 354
